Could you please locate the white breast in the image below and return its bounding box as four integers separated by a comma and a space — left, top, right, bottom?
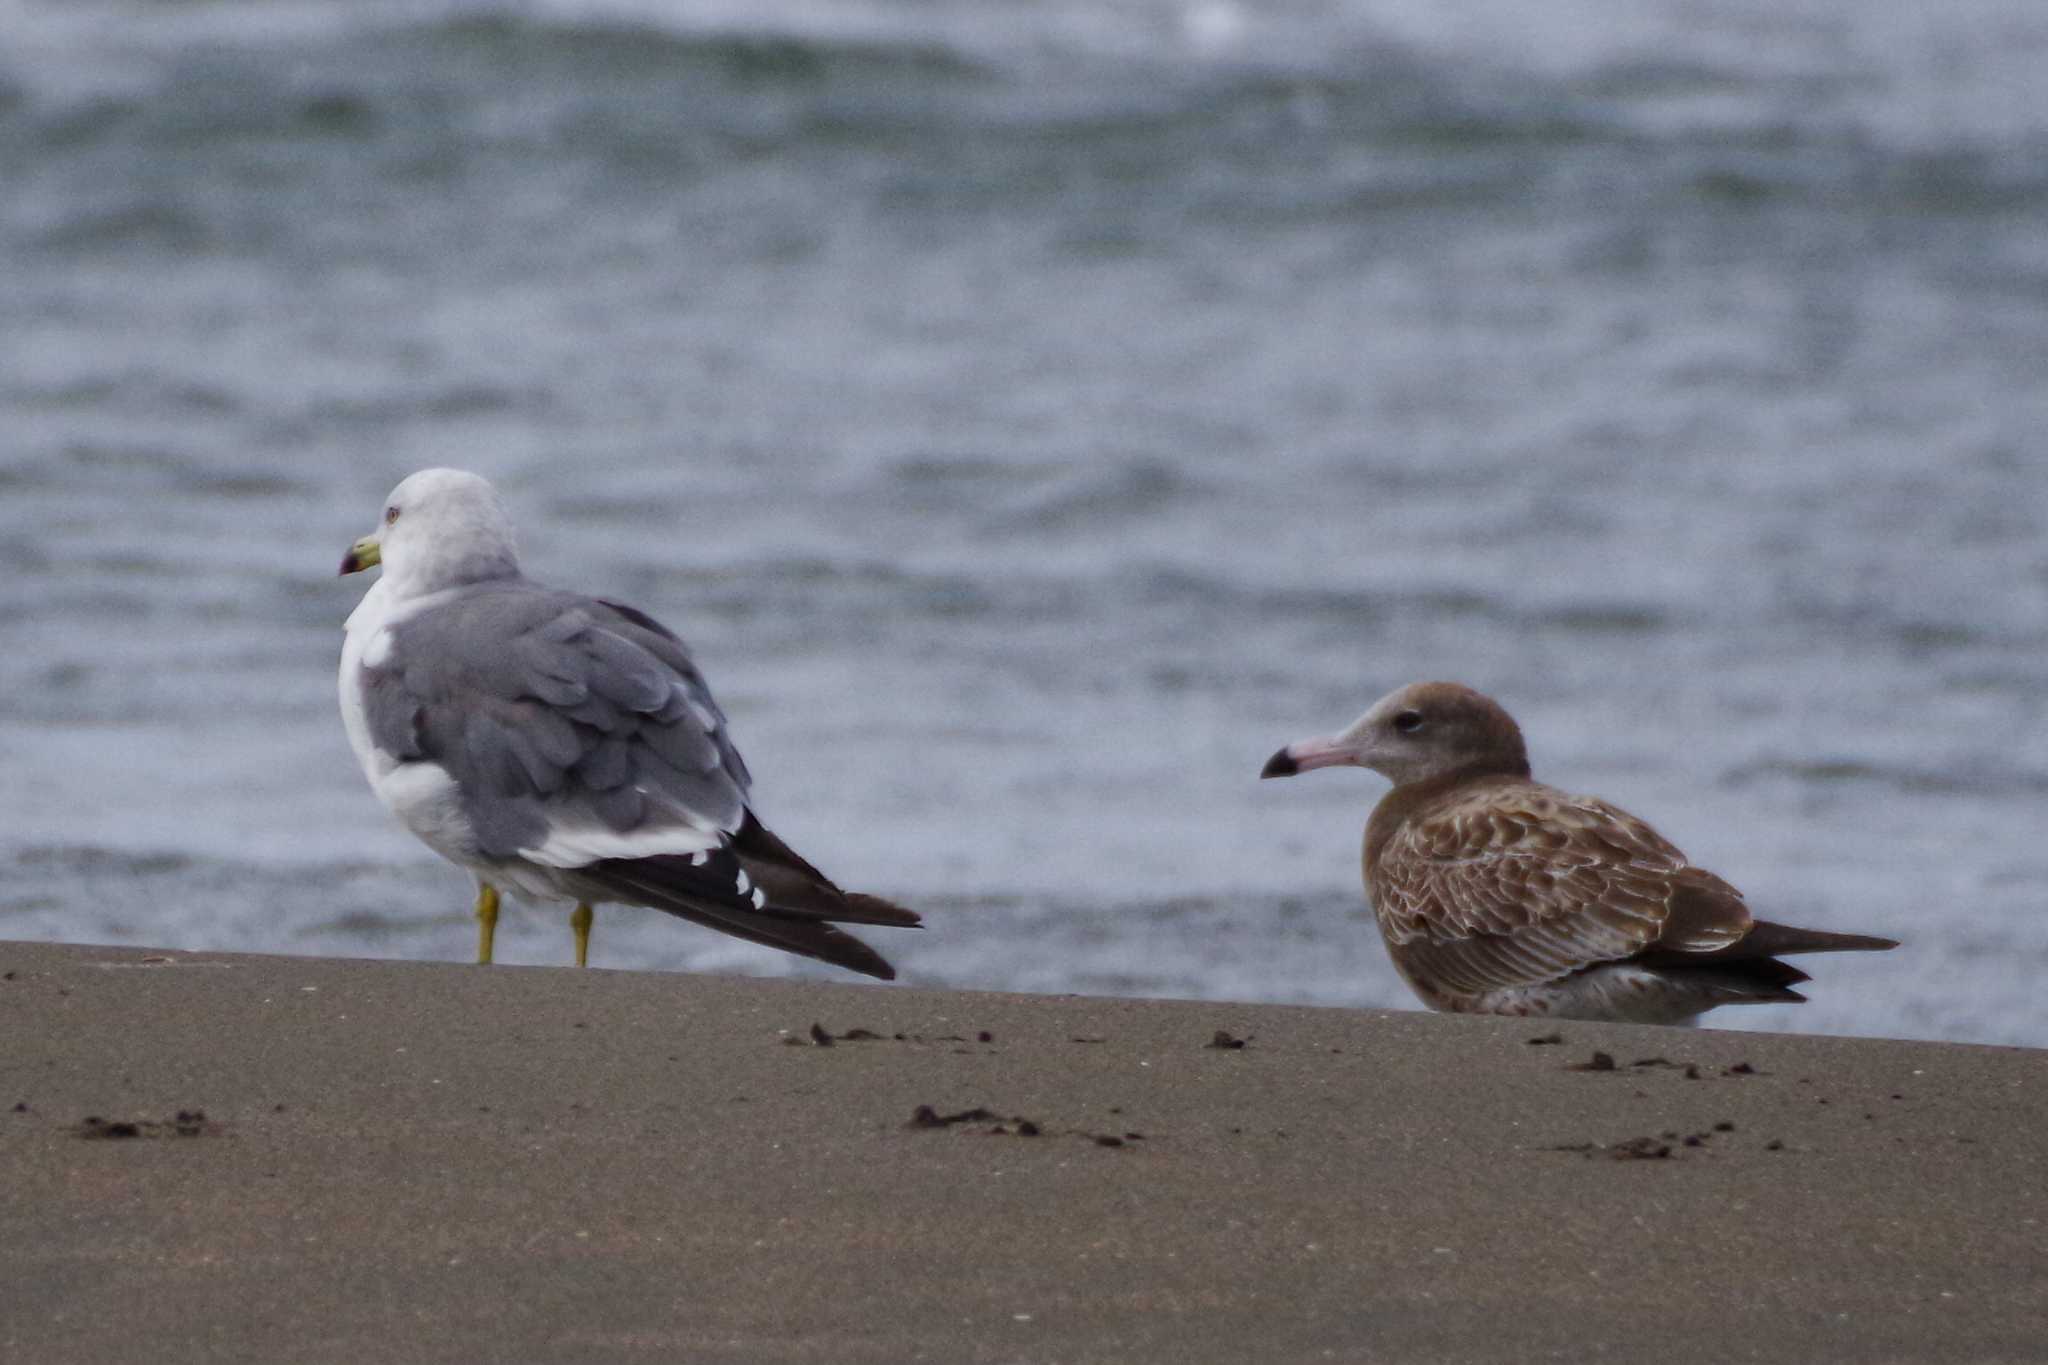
338, 577, 396, 787
339, 578, 482, 866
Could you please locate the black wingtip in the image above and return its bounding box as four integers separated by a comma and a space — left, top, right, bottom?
812, 926, 900, 981
843, 893, 923, 930
1743, 922, 1902, 957
1260, 747, 1299, 779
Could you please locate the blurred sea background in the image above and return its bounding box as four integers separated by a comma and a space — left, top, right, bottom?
2, 0, 2044, 1045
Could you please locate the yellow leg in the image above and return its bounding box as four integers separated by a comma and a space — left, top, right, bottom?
474, 883, 500, 966
571, 903, 594, 968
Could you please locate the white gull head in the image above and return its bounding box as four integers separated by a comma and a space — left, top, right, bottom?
340, 468, 521, 598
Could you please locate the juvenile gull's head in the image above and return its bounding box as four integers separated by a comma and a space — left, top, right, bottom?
1261, 681, 1532, 787
340, 468, 521, 596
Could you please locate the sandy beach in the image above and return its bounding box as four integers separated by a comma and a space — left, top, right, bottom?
2, 939, 2043, 1363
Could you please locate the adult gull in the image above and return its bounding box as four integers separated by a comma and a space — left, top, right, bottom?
338, 468, 920, 975
1260, 681, 1896, 1024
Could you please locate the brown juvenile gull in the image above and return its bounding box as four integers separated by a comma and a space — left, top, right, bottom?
1259, 681, 1897, 1024
338, 468, 920, 975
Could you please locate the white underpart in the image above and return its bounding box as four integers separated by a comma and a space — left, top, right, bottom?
373, 762, 475, 867
360, 627, 395, 670
1465, 965, 1708, 1027
517, 817, 722, 869
340, 577, 487, 870
336, 575, 393, 788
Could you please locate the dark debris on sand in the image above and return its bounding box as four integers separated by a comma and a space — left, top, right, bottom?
1568, 1052, 1761, 1081
1630, 1057, 1703, 1079
1546, 1121, 1740, 1161
1545, 1135, 1672, 1161
73, 1110, 218, 1140
795, 1024, 991, 1048
907, 1105, 1040, 1137
908, 1104, 1001, 1129
906, 1105, 1142, 1147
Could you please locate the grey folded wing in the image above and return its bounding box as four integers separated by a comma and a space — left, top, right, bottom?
358, 582, 751, 862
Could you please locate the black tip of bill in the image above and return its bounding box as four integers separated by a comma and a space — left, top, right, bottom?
338, 553, 360, 576
1260, 747, 1299, 779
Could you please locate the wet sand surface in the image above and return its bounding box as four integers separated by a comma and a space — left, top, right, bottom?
2, 940, 2043, 1364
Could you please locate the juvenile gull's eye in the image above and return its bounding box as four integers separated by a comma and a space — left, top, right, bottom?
1392, 709, 1424, 733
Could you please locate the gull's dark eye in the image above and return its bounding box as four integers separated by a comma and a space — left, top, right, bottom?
384, 505, 401, 525
1391, 709, 1424, 734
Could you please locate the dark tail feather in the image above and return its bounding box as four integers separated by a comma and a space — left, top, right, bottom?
1741, 920, 1899, 958
1665, 955, 1812, 1006
586, 864, 901, 980
1644, 921, 1898, 971
729, 815, 923, 929
574, 811, 919, 979
1633, 920, 1892, 1008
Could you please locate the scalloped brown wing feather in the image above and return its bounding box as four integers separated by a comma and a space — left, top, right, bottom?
1365, 777, 1749, 998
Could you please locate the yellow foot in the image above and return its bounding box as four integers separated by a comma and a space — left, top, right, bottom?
474, 883, 500, 965
571, 903, 594, 968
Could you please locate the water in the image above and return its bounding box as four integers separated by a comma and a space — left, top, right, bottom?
2, 0, 2044, 1046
